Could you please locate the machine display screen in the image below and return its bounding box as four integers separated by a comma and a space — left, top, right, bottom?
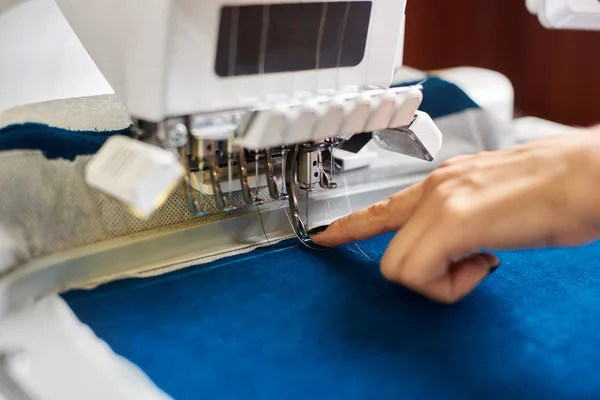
215, 1, 372, 77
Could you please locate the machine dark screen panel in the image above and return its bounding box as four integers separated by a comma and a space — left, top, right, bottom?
235, 6, 263, 75
215, 1, 372, 77
338, 2, 371, 66
264, 3, 321, 73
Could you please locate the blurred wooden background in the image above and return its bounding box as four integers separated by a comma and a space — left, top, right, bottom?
403, 0, 600, 126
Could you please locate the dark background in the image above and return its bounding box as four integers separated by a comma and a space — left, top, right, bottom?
402, 0, 600, 126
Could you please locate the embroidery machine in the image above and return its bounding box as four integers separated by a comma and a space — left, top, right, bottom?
0, 0, 598, 399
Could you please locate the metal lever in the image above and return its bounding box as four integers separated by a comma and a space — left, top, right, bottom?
372, 111, 443, 162
265, 148, 288, 201
238, 150, 263, 206
179, 147, 208, 217
316, 147, 337, 190
207, 157, 235, 212
177, 120, 208, 217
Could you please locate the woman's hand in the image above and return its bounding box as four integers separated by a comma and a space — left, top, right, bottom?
311, 129, 600, 303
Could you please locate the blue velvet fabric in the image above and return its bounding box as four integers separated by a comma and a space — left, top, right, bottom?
0, 122, 130, 160
394, 77, 480, 119
62, 236, 600, 400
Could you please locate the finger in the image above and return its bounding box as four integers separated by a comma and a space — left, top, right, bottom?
379, 194, 489, 303
438, 150, 506, 169
311, 182, 424, 247
428, 253, 499, 303
438, 154, 476, 168
383, 251, 498, 304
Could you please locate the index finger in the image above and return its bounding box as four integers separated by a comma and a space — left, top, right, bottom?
310, 182, 424, 248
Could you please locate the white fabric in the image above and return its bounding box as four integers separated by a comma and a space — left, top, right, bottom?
0, 0, 113, 113
0, 226, 29, 275
0, 295, 171, 400
0, 94, 130, 131
513, 116, 579, 144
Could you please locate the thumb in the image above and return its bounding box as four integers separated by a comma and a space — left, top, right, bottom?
311, 182, 424, 248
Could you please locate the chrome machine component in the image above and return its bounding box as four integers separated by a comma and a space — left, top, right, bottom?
121, 85, 443, 250
265, 148, 288, 201
290, 140, 339, 249
372, 111, 440, 162
237, 149, 264, 206
136, 114, 344, 249
285, 142, 336, 251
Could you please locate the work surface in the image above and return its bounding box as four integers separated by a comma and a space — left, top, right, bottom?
63, 236, 600, 400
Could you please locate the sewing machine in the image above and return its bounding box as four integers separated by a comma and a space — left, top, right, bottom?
0, 0, 598, 399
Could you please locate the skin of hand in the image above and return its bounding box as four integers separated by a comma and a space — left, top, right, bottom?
311, 127, 600, 304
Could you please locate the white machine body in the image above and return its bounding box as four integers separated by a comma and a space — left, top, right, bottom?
526, 0, 600, 30
55, 0, 408, 123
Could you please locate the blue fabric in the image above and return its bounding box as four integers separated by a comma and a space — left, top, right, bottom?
394, 76, 480, 120
0, 123, 130, 160
62, 236, 600, 400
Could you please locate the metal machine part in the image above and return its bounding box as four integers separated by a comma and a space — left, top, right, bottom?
86, 85, 443, 249
285, 141, 340, 250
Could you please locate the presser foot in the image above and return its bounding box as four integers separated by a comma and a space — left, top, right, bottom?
265, 148, 288, 201
285, 145, 331, 251
179, 147, 208, 217
297, 142, 338, 192
179, 126, 237, 215
237, 151, 264, 206
207, 158, 236, 212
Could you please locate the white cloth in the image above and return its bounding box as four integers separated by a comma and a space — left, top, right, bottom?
0, 295, 171, 400
0, 0, 113, 113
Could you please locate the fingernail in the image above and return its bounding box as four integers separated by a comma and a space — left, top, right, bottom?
489, 263, 501, 274
308, 225, 329, 236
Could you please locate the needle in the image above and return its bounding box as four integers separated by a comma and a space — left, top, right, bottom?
353, 243, 372, 261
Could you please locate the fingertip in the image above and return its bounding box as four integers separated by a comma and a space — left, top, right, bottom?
309, 212, 361, 247
380, 252, 500, 304
479, 252, 500, 269
379, 255, 399, 283
308, 224, 335, 247
445, 253, 500, 302
307, 225, 329, 236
